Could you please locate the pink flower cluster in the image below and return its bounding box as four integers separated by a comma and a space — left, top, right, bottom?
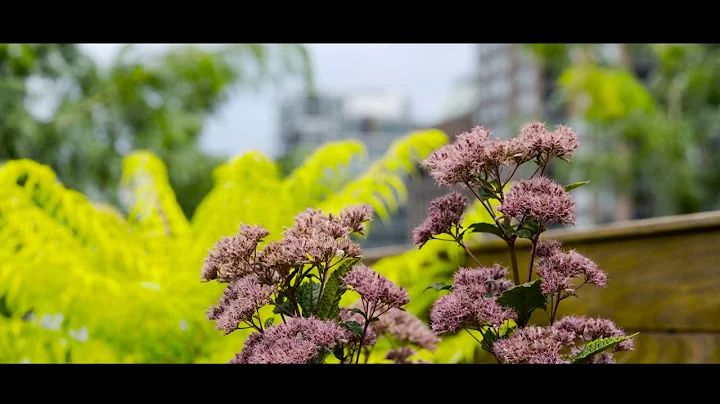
421, 122, 578, 188
517, 122, 579, 162
493, 326, 576, 364
421, 126, 491, 186
430, 265, 516, 334
201, 204, 374, 284
374, 308, 440, 352
201, 224, 271, 283
494, 316, 634, 364
230, 317, 348, 364
341, 265, 410, 310
497, 176, 576, 227
206, 275, 276, 334
452, 264, 514, 297
412, 192, 469, 248
534, 240, 607, 295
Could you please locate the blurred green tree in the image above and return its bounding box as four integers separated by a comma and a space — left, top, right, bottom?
0, 43, 312, 217
525, 43, 720, 218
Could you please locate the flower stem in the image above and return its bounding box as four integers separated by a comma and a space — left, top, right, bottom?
526, 235, 539, 283
507, 240, 521, 285
458, 239, 482, 267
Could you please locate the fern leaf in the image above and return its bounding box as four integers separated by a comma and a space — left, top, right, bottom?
121, 151, 191, 238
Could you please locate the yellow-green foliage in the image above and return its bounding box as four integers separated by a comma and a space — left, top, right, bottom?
0, 129, 452, 363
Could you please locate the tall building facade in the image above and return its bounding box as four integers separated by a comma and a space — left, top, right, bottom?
278, 92, 417, 248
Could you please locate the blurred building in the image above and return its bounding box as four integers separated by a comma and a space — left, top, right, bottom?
406, 44, 649, 234
278, 92, 417, 248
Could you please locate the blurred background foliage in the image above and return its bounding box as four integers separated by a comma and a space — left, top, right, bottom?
0, 127, 456, 363
526, 43, 720, 217
0, 43, 312, 218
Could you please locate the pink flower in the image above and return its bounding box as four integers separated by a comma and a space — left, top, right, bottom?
498, 176, 576, 226
201, 224, 271, 282
341, 265, 410, 310
517, 121, 579, 161
384, 346, 418, 364
230, 317, 348, 364
421, 126, 491, 186
493, 326, 575, 364
535, 239, 563, 258
453, 264, 513, 297
535, 249, 607, 295
412, 192, 469, 248
339, 204, 374, 236
206, 275, 277, 334
374, 308, 440, 352
553, 315, 634, 354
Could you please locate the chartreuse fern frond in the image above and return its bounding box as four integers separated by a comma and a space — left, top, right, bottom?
319, 129, 448, 220
121, 151, 192, 239
0, 128, 449, 363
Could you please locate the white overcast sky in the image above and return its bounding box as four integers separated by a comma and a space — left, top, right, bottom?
80, 44, 476, 158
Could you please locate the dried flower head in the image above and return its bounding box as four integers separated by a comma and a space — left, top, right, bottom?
517, 121, 579, 161
412, 192, 469, 248
536, 249, 607, 295
493, 326, 575, 364
201, 224, 271, 282
230, 317, 348, 364
452, 264, 513, 297
498, 176, 576, 226
206, 276, 277, 334
421, 126, 491, 186
374, 308, 440, 352
341, 265, 410, 310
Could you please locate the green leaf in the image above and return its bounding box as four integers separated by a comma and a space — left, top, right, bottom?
342, 320, 363, 336
467, 222, 504, 238
272, 295, 295, 315
333, 345, 345, 361
348, 308, 364, 315
572, 333, 639, 364
263, 317, 275, 328
477, 187, 497, 200
564, 181, 590, 192
513, 218, 541, 240
317, 258, 359, 320
297, 280, 322, 318
497, 279, 548, 326
423, 282, 452, 293
369, 317, 380, 323
480, 328, 499, 353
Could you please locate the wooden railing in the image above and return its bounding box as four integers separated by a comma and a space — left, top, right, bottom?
363, 210, 720, 364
